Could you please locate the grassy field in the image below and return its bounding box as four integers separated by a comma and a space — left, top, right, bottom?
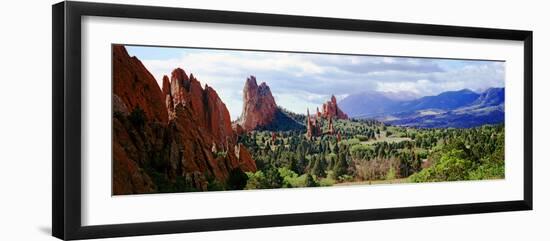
334, 178, 411, 186
360, 136, 412, 145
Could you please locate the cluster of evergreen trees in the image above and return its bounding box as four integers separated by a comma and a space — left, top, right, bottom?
237, 117, 504, 190
239, 130, 353, 188
409, 124, 505, 182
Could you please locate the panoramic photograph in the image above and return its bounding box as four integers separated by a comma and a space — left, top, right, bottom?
112, 44, 505, 195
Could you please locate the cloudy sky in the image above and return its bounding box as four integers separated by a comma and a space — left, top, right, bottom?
125, 45, 505, 120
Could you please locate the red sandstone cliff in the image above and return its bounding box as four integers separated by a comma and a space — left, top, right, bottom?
112, 45, 256, 195
113, 46, 168, 123
112, 45, 164, 194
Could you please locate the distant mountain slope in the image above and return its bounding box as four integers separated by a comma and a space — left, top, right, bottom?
340, 88, 504, 128
338, 91, 401, 118
469, 87, 505, 107
340, 89, 481, 118
398, 89, 480, 111
384, 105, 504, 128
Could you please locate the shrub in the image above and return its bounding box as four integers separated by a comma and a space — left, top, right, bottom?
356, 135, 369, 142
305, 174, 318, 187
468, 163, 505, 180
278, 167, 299, 188
129, 107, 146, 127
227, 168, 248, 190
264, 166, 283, 188
319, 176, 335, 186
245, 171, 266, 189
207, 178, 225, 191
410, 149, 474, 182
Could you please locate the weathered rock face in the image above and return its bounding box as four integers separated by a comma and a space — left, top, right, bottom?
204, 85, 234, 147
112, 45, 165, 194
232, 123, 245, 136
239, 76, 277, 131
162, 73, 257, 185
112, 45, 256, 195
113, 45, 168, 123
322, 95, 348, 119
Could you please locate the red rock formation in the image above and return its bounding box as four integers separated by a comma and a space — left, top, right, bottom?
321, 95, 348, 119
232, 123, 245, 136
306, 108, 338, 139
306, 108, 322, 139
169, 68, 189, 108
161, 75, 176, 120
163, 77, 257, 185
112, 121, 156, 194
162, 75, 171, 97
204, 84, 234, 146
112, 45, 168, 123
239, 76, 277, 131
112, 45, 165, 194
112, 45, 256, 194
234, 143, 256, 172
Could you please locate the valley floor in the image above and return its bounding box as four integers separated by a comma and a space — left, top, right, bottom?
334, 178, 410, 186
239, 116, 505, 191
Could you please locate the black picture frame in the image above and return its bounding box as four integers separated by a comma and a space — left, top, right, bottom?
52, 1, 533, 240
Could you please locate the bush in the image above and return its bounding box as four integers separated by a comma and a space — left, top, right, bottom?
264, 166, 283, 188
410, 149, 474, 182
343, 138, 360, 146
468, 163, 505, 180
227, 168, 248, 190
319, 176, 335, 186
245, 171, 267, 189
244, 166, 283, 189
129, 107, 146, 127
207, 178, 225, 191
305, 174, 318, 187
356, 135, 369, 142
278, 167, 299, 188
386, 165, 396, 180
144, 166, 197, 193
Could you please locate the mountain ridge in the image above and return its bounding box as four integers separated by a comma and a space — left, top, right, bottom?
340, 88, 504, 128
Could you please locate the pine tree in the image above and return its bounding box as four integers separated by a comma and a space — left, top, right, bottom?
334, 153, 349, 179
311, 155, 326, 178
333, 142, 340, 154
264, 166, 283, 188
305, 173, 318, 187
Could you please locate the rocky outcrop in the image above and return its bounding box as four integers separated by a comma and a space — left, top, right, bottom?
239, 76, 277, 131
238, 76, 303, 132
232, 123, 245, 136
321, 95, 348, 119
112, 45, 256, 195
113, 45, 168, 123
306, 96, 343, 139
306, 109, 322, 139
161, 73, 257, 186
112, 45, 165, 194
235, 143, 256, 171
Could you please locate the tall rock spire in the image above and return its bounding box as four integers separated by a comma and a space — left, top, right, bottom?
239, 76, 277, 131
